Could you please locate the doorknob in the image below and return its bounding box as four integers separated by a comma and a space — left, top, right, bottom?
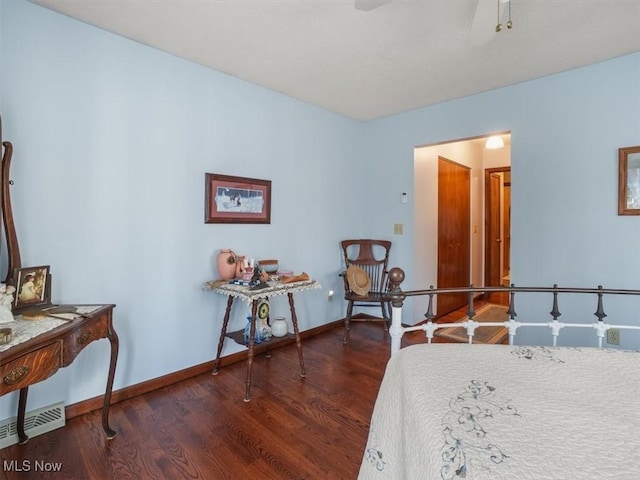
495, 238, 502, 243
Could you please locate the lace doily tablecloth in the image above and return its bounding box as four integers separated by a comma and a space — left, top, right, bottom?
0, 305, 104, 353
203, 279, 321, 303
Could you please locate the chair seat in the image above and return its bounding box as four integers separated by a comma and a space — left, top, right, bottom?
344, 291, 391, 302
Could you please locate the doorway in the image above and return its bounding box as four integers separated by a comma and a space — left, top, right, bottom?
485, 167, 511, 304
413, 133, 511, 319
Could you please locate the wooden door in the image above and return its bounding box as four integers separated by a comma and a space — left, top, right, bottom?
486, 172, 502, 288
503, 184, 511, 278
484, 167, 511, 305
437, 157, 471, 316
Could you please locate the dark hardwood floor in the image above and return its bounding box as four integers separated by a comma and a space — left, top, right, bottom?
1, 321, 437, 480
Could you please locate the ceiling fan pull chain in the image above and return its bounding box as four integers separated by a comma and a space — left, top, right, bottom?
496, 0, 513, 33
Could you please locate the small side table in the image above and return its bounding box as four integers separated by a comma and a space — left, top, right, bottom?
204, 279, 321, 401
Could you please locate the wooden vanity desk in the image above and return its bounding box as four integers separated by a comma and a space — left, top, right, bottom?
0, 305, 119, 444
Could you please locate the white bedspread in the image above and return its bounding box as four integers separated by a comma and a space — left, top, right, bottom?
359, 344, 640, 479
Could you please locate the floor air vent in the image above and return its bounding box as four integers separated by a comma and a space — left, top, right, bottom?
0, 402, 65, 448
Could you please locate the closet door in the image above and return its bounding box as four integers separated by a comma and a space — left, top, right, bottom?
437, 156, 471, 316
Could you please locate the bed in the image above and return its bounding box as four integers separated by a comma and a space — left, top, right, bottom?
359, 343, 640, 479
358, 270, 640, 479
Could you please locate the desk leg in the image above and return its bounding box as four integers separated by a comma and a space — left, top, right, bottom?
287, 292, 307, 378
17, 387, 28, 445
212, 295, 234, 375
244, 300, 258, 402
102, 316, 119, 440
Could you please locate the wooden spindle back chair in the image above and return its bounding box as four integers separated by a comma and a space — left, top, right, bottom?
340, 239, 392, 344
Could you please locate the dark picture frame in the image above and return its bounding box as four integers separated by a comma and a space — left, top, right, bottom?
205, 173, 271, 224
13, 265, 51, 310
618, 146, 640, 215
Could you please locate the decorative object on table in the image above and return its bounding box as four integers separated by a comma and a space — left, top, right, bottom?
249, 281, 270, 291
618, 145, 640, 215
205, 279, 228, 290
248, 265, 270, 290
346, 265, 371, 296
0, 283, 16, 323
0, 327, 12, 344
20, 311, 49, 320
270, 316, 288, 337
12, 265, 51, 311
242, 269, 254, 281
279, 272, 310, 284
234, 255, 246, 278
243, 313, 271, 345
257, 298, 270, 322
258, 259, 278, 273
243, 317, 258, 344
205, 173, 271, 224
257, 299, 272, 339
242, 258, 255, 281
216, 249, 238, 280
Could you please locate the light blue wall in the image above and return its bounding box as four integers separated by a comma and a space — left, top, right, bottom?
2, 0, 640, 420
0, 0, 364, 418
362, 52, 640, 345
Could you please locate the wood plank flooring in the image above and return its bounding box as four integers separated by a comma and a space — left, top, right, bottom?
1, 322, 434, 480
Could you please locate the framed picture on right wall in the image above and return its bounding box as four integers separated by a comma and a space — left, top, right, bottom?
618, 145, 640, 215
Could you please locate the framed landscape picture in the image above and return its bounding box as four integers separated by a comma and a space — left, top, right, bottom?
618, 146, 640, 215
205, 173, 271, 224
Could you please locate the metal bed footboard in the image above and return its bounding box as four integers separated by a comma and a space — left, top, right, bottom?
385, 268, 640, 356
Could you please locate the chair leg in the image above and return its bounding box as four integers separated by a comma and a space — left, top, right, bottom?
343, 300, 354, 344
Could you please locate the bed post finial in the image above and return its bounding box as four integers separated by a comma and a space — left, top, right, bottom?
387, 267, 405, 356
387, 267, 404, 303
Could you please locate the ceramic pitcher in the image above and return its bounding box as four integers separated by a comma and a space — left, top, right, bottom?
216, 249, 237, 280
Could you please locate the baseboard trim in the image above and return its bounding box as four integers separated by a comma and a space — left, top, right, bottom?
65, 319, 344, 420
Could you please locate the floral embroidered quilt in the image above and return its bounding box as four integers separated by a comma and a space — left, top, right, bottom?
359, 344, 640, 479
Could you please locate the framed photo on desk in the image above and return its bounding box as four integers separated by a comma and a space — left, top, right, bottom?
12, 265, 51, 310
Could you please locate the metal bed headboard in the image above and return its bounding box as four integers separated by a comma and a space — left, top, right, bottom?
385, 268, 640, 356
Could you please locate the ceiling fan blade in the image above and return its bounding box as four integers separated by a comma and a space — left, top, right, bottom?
354, 0, 394, 11
469, 0, 508, 46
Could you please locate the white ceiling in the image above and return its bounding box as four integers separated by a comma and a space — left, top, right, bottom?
28, 0, 640, 121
